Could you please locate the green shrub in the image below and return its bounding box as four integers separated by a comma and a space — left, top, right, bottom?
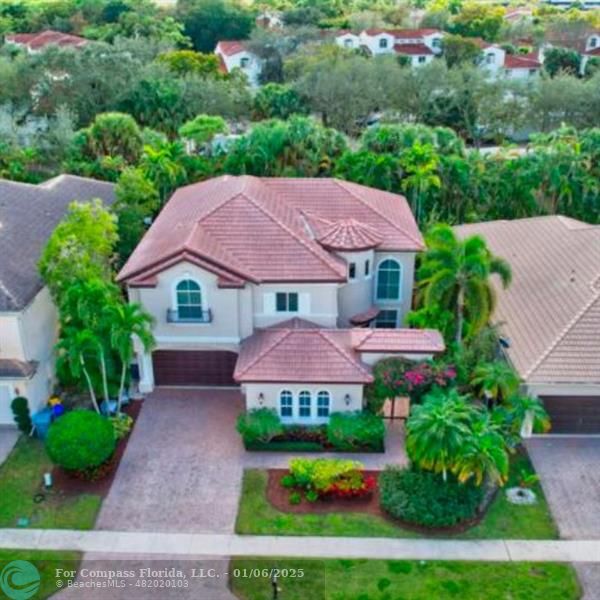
326, 411, 385, 451
280, 474, 296, 488
110, 413, 133, 440
289, 457, 364, 491
305, 489, 319, 503
289, 491, 301, 505
379, 467, 483, 528
11, 396, 32, 434
236, 408, 283, 445
46, 411, 116, 471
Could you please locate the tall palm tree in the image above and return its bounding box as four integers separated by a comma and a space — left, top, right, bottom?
416, 224, 512, 346
471, 361, 520, 405
140, 142, 186, 203
56, 328, 102, 414
452, 413, 509, 487
406, 388, 475, 482
106, 302, 155, 413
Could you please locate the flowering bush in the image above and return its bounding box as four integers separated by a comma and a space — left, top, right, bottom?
323, 471, 376, 499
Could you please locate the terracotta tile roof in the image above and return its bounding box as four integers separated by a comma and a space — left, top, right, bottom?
456, 216, 600, 385
353, 329, 445, 354
215, 40, 248, 56
586, 47, 600, 56
311, 216, 383, 251
118, 176, 422, 286
234, 325, 374, 384
0, 359, 38, 379
6, 30, 87, 51
235, 322, 445, 383
349, 306, 380, 325
394, 43, 434, 56
504, 52, 541, 69
364, 28, 440, 37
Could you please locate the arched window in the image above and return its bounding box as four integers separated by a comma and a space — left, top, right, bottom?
279, 390, 293, 418
176, 279, 203, 319
317, 391, 330, 418
376, 259, 401, 300
298, 390, 311, 418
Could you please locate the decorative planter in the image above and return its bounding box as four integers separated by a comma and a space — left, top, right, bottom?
506, 486, 537, 505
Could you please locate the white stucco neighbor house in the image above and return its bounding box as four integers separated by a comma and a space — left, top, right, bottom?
5, 30, 88, 53
335, 28, 443, 67
0, 175, 115, 425
215, 41, 262, 87
117, 176, 445, 423
477, 41, 542, 80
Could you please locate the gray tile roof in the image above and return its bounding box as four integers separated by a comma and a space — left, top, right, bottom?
456, 216, 600, 386
0, 175, 115, 311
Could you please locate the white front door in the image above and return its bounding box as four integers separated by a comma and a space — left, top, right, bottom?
0, 384, 14, 424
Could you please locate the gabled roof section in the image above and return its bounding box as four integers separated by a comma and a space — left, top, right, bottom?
215, 41, 249, 56
394, 43, 434, 56
6, 30, 87, 51
118, 176, 422, 286
504, 52, 541, 69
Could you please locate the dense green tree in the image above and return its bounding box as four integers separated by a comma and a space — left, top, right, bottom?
442, 34, 483, 68
471, 361, 520, 404
450, 3, 505, 41
252, 83, 308, 120
140, 140, 187, 202
157, 50, 221, 77
543, 47, 582, 77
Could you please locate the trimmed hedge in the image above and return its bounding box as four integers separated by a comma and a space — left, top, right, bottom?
46, 410, 116, 471
236, 408, 283, 445
11, 396, 32, 434
327, 411, 385, 451
379, 466, 483, 528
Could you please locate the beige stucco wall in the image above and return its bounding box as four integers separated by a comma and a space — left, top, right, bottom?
0, 314, 24, 360
336, 249, 374, 326
373, 251, 416, 326
244, 382, 364, 424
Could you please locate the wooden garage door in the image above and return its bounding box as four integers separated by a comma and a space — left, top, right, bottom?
542, 396, 600, 434
153, 351, 238, 387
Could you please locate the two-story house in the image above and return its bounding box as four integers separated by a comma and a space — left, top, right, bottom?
0, 175, 115, 425
335, 28, 444, 67
477, 41, 542, 80
215, 41, 262, 87
117, 176, 444, 423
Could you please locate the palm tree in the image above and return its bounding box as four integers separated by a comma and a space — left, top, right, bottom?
400, 142, 441, 224
140, 142, 186, 203
416, 224, 512, 346
406, 388, 475, 482
56, 328, 102, 414
471, 361, 520, 405
106, 302, 155, 413
506, 394, 551, 436
452, 413, 509, 487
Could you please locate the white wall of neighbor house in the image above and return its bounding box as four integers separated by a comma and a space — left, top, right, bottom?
244, 382, 364, 423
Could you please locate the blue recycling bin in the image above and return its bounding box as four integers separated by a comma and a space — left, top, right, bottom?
31, 407, 53, 440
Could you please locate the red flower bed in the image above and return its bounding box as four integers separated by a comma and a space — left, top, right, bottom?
322, 472, 376, 499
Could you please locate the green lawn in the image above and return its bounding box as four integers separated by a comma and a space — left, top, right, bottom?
0, 437, 101, 529
236, 454, 558, 540
0, 549, 81, 599
230, 558, 581, 600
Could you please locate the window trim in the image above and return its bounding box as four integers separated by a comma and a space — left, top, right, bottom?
375, 257, 402, 302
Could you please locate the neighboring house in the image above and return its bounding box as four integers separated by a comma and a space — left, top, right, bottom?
256, 11, 283, 29
118, 176, 444, 422
0, 175, 115, 425
5, 30, 87, 53
215, 41, 262, 87
335, 28, 443, 67
477, 41, 541, 80
456, 216, 600, 434
542, 29, 600, 74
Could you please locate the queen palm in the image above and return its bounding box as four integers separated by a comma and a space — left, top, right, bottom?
416, 224, 512, 345
406, 388, 475, 482
106, 302, 155, 413
452, 413, 509, 487
506, 394, 551, 436
471, 361, 520, 405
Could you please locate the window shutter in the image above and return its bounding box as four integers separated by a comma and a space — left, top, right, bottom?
299, 293, 311, 314
264, 292, 275, 314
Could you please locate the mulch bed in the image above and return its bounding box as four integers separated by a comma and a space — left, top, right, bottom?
266, 468, 495, 536
51, 400, 144, 498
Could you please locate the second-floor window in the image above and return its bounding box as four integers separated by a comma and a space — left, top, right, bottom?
276, 292, 299, 312
176, 279, 203, 319
349, 262, 356, 280
240, 57, 249, 68
486, 53, 495, 65
365, 259, 370, 277
376, 259, 402, 301
379, 38, 388, 49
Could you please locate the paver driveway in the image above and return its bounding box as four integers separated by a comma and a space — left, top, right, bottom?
527, 436, 600, 600
96, 389, 246, 534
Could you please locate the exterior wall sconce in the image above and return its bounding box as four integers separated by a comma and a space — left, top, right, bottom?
344, 394, 351, 406
258, 393, 265, 406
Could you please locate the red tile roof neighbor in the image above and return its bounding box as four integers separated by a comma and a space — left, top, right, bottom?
394, 43, 433, 56
456, 216, 600, 386
353, 329, 445, 354
504, 52, 541, 69
235, 322, 445, 383
216, 41, 248, 56
118, 176, 423, 287
6, 30, 87, 51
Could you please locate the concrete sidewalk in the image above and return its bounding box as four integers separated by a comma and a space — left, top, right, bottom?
2, 529, 600, 563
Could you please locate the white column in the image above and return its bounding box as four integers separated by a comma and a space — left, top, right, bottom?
138, 350, 155, 394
